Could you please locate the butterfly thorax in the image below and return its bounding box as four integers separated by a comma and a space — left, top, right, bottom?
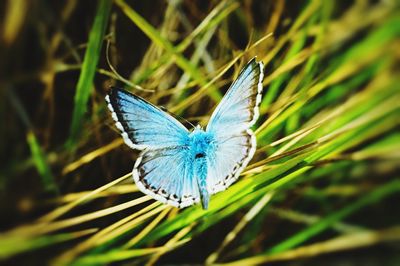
188, 127, 215, 160
187, 127, 215, 209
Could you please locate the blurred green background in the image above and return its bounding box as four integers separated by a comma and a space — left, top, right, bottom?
1, 0, 400, 265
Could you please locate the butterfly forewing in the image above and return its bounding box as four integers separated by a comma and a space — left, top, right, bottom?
106, 88, 188, 150
207, 58, 264, 135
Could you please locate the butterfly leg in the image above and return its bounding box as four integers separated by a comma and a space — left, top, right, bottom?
194, 157, 209, 209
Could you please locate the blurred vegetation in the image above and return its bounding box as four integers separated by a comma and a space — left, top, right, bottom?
1, 0, 400, 265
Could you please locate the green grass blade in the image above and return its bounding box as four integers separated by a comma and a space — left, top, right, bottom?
130, 1, 237, 86
115, 0, 221, 103
0, 229, 95, 260
267, 179, 400, 254
71, 239, 189, 266
26, 131, 58, 194
67, 0, 111, 147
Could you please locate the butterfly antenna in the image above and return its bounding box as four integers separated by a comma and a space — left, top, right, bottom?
184, 116, 196, 130
106, 37, 153, 92
160, 106, 196, 130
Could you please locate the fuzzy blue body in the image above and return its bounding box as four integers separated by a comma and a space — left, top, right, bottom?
186, 127, 215, 209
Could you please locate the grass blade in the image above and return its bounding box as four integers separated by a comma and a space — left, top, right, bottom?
267, 179, 400, 254
68, 0, 111, 147
27, 131, 58, 194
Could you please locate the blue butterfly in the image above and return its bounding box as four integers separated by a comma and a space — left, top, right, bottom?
106, 58, 264, 209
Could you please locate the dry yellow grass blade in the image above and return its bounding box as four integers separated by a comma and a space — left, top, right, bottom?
257, 48, 389, 137
52, 202, 165, 265
255, 100, 292, 136
96, 204, 169, 245
49, 184, 137, 204
316, 95, 400, 145
39, 172, 132, 223
3, 196, 151, 245
269, 124, 321, 147
270, 127, 324, 158
321, 0, 392, 46
264, 0, 284, 35
245, 150, 314, 179
260, 117, 327, 160
245, 142, 317, 174
47, 196, 152, 233
124, 207, 171, 248
350, 146, 400, 161
170, 32, 273, 113
263, 47, 316, 87
0, 228, 97, 260
146, 223, 196, 266
177, 0, 236, 52
206, 192, 274, 265
91, 202, 161, 243
1, 0, 28, 45
56, 239, 191, 266
309, 53, 388, 100
256, 4, 395, 134
6, 195, 151, 239
219, 226, 400, 266
62, 138, 123, 174
270, 208, 363, 234
261, 0, 320, 66
258, 66, 397, 160
266, 83, 374, 148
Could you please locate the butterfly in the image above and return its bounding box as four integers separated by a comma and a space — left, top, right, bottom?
106, 57, 264, 209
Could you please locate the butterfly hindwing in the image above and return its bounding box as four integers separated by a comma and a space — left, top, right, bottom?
106, 88, 188, 150
206, 129, 256, 194
133, 147, 201, 208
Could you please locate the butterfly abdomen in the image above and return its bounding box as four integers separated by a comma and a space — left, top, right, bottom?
188, 127, 216, 209
194, 156, 209, 209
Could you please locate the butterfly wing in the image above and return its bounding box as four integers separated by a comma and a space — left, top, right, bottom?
106, 87, 189, 149
106, 88, 199, 208
133, 147, 200, 208
206, 58, 264, 135
206, 58, 264, 194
